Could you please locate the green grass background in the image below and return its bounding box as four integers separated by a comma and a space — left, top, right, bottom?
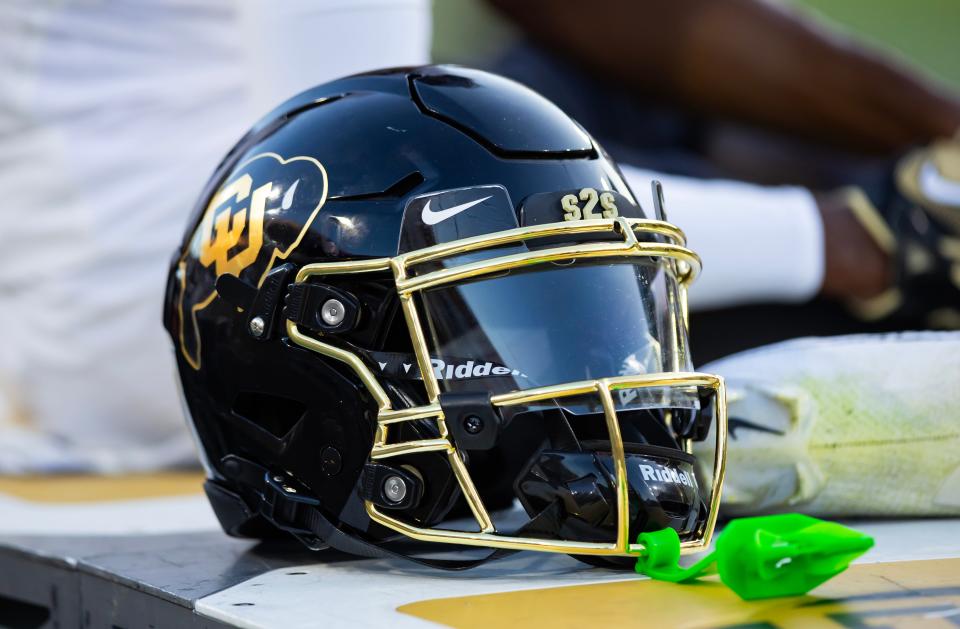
431, 0, 960, 93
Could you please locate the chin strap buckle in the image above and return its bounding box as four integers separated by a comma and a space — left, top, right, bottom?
260, 472, 327, 550
632, 514, 874, 600
220, 454, 328, 550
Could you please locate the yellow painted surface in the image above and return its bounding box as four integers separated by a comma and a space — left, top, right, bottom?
0, 472, 205, 503
400, 557, 960, 629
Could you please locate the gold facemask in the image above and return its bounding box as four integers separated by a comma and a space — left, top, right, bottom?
286, 215, 727, 558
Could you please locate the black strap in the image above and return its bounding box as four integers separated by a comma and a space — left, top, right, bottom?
295, 494, 516, 571
226, 455, 538, 570
360, 350, 425, 381
357, 349, 525, 385
313, 500, 565, 570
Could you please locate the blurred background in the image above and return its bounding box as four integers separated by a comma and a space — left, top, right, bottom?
433, 0, 960, 91
0, 0, 958, 474
432, 0, 960, 358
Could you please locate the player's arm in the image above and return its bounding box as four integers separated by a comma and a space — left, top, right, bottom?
487, 0, 960, 152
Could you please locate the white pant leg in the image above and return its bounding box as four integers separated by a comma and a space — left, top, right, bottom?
0, 0, 430, 472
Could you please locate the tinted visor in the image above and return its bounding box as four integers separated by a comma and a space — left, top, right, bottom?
418, 258, 692, 399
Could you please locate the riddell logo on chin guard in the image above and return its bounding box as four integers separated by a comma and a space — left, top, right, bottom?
430, 359, 525, 381
639, 463, 694, 487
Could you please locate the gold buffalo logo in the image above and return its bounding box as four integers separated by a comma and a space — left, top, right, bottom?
176, 152, 328, 370
197, 172, 269, 277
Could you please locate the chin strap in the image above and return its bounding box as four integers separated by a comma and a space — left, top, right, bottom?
223, 454, 550, 570
264, 472, 518, 570
222, 455, 625, 571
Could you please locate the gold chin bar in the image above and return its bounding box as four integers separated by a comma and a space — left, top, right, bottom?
286, 216, 726, 557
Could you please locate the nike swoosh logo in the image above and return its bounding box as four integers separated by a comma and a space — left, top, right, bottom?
919, 159, 960, 206
421, 195, 492, 226
728, 417, 786, 441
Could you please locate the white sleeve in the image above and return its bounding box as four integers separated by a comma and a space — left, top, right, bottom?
620, 165, 824, 311
237, 0, 432, 114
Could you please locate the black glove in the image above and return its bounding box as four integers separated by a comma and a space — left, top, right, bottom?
846, 136, 960, 327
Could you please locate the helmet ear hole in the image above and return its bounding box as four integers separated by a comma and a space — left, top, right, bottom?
231, 391, 306, 440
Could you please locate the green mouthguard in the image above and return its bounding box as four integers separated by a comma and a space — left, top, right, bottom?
632, 514, 874, 600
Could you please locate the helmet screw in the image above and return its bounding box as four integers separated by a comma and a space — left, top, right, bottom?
249, 316, 266, 337
463, 415, 484, 435
321, 299, 345, 326
320, 446, 342, 476
382, 475, 408, 504
282, 484, 297, 494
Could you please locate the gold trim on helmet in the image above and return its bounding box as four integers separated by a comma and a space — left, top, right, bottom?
286, 216, 727, 557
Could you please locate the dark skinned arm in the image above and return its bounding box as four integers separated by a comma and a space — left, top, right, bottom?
487, 0, 960, 152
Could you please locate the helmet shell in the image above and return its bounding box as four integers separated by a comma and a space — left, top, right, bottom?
164, 65, 642, 542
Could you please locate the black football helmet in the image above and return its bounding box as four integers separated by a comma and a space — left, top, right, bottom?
163, 65, 726, 568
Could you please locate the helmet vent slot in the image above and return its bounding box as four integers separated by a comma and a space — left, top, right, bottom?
329, 170, 424, 201
232, 392, 306, 440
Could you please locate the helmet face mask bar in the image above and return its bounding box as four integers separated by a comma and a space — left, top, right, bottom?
287, 214, 727, 559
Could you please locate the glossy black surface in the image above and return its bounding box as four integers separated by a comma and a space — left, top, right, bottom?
164, 65, 706, 561
515, 445, 703, 545
412, 66, 594, 155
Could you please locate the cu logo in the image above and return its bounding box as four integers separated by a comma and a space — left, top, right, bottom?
198, 173, 272, 277
177, 152, 328, 370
